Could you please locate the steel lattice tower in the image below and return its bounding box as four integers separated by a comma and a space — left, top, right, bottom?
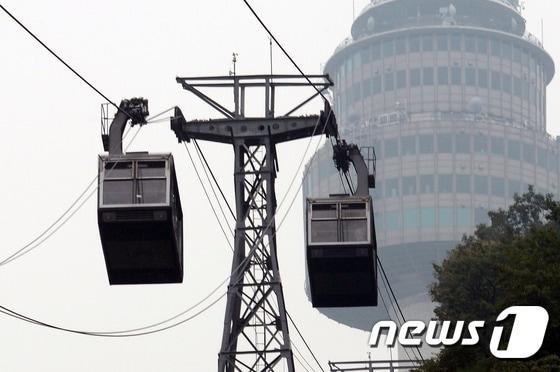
171, 74, 337, 371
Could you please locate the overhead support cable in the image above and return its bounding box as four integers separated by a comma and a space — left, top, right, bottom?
377, 257, 425, 362
0, 4, 128, 117
192, 139, 236, 221
183, 142, 234, 252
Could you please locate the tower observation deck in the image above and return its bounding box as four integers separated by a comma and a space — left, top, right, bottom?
303, 0, 558, 331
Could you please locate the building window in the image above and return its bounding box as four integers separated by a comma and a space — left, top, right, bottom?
474, 134, 488, 153
374, 212, 383, 232
523, 143, 535, 164
491, 39, 501, 57
373, 183, 383, 199
491, 71, 501, 90
353, 53, 361, 72
385, 211, 400, 231
538, 147, 547, 168
491, 137, 505, 155
401, 136, 416, 156
422, 35, 433, 51
475, 175, 489, 194
508, 179, 521, 199
396, 38, 406, 54
421, 208, 436, 228
438, 133, 453, 153
491, 177, 505, 197
423, 67, 434, 85
396, 70, 406, 89
437, 34, 448, 51
372, 76, 381, 95
385, 178, 399, 198
384, 72, 394, 91
403, 208, 418, 229
465, 68, 476, 86
353, 83, 361, 102
372, 43, 381, 60
438, 66, 449, 85
478, 69, 488, 88
475, 207, 490, 225
465, 35, 476, 53
419, 134, 434, 154
361, 49, 370, 64
363, 78, 371, 97
438, 175, 453, 193
455, 133, 470, 154
508, 140, 521, 160
513, 46, 522, 63
439, 207, 453, 227
548, 151, 558, 172
410, 68, 421, 86
410, 36, 420, 52
503, 73, 512, 94
384, 138, 398, 158
450, 34, 461, 51
420, 175, 435, 194
457, 208, 471, 227
477, 37, 488, 53
502, 41, 512, 60
451, 67, 462, 85
514, 77, 522, 96
383, 40, 394, 57
403, 176, 416, 196
456, 175, 471, 193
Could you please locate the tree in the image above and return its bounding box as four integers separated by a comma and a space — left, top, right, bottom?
418, 188, 560, 371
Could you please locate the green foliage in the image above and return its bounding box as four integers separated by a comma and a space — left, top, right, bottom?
417, 188, 560, 371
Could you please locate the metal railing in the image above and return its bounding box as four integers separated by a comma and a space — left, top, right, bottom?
329, 359, 419, 372
369, 0, 520, 12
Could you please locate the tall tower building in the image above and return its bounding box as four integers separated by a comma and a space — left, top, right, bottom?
304, 0, 557, 330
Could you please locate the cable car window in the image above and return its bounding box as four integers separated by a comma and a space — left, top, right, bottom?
103, 180, 134, 204
340, 203, 367, 218
341, 220, 368, 242
310, 220, 338, 243
105, 162, 133, 179
312, 203, 337, 219
137, 179, 167, 204
137, 161, 166, 178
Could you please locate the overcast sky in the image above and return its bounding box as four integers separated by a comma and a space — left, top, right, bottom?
0, 1, 558, 371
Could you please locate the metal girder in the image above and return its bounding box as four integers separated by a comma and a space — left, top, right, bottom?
176, 74, 334, 119
171, 108, 338, 145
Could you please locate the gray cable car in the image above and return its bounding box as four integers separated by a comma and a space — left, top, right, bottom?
305, 143, 377, 307
97, 99, 183, 285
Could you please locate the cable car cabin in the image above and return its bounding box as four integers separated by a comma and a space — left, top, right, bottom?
306, 196, 377, 307
97, 153, 183, 285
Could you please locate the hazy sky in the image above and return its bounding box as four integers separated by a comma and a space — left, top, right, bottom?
0, 1, 558, 371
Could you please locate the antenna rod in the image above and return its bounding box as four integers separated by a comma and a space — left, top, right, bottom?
541, 18, 544, 46
269, 37, 273, 76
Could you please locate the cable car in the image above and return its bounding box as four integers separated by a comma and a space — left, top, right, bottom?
97, 152, 183, 285
305, 143, 377, 307
306, 196, 377, 307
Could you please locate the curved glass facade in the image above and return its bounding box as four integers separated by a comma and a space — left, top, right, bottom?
303, 0, 558, 331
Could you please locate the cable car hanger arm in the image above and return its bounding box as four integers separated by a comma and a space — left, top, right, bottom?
104, 98, 149, 156
332, 141, 374, 197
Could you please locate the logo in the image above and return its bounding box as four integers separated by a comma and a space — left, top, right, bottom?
368, 306, 549, 359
